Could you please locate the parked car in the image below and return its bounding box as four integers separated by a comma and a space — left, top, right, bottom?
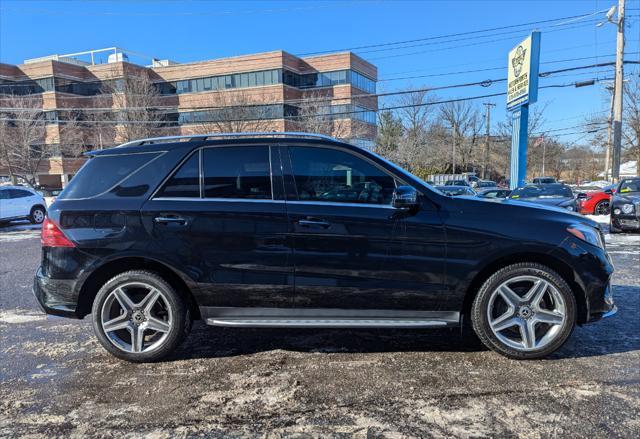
532, 176, 557, 184
436, 185, 476, 196
0, 185, 47, 225
508, 184, 581, 211
34, 133, 615, 362
475, 180, 498, 189
609, 177, 640, 233
476, 188, 512, 199
577, 185, 614, 216
444, 179, 471, 187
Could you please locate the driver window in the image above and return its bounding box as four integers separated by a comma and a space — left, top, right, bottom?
289, 146, 396, 205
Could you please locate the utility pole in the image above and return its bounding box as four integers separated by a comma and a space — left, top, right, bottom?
604, 84, 615, 180
483, 103, 496, 179
611, 0, 625, 181
452, 122, 457, 175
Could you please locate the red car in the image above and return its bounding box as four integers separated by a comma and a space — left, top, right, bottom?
577, 185, 614, 215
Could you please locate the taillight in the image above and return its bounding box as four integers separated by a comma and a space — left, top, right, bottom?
41, 217, 75, 248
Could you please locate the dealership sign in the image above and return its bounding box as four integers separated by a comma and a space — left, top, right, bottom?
507, 32, 541, 111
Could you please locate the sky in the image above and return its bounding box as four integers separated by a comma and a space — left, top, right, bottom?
1, 0, 639, 144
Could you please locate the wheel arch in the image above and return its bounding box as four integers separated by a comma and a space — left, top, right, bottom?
461, 252, 588, 325
76, 256, 200, 320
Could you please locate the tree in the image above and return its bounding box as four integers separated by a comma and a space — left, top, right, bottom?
0, 94, 47, 186
187, 90, 277, 134
103, 69, 168, 142
376, 110, 403, 157
439, 100, 484, 173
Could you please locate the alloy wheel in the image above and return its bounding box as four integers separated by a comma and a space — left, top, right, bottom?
486, 275, 566, 352
32, 209, 45, 224
100, 282, 173, 354
595, 201, 610, 216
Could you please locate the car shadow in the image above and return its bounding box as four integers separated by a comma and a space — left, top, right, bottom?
170, 284, 639, 362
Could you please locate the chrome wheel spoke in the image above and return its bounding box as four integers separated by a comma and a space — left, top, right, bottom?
138, 288, 161, 314
113, 288, 135, 312
129, 325, 146, 353
535, 309, 564, 326
523, 279, 548, 306
498, 285, 522, 308
490, 309, 518, 331
103, 313, 130, 333
519, 320, 537, 349
146, 316, 171, 333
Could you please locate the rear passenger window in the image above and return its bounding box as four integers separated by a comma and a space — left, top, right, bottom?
157, 153, 200, 198
59, 152, 160, 200
202, 147, 271, 199
9, 189, 33, 199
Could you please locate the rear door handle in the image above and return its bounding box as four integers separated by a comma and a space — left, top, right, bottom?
154, 216, 187, 225
297, 218, 330, 228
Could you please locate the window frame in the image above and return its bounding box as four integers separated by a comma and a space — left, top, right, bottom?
282, 143, 403, 208
151, 144, 278, 202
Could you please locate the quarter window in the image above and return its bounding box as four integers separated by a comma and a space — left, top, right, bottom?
203, 147, 272, 199
157, 153, 200, 198
288, 147, 396, 205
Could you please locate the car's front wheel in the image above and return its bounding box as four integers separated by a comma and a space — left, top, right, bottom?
91, 270, 191, 362
471, 263, 576, 359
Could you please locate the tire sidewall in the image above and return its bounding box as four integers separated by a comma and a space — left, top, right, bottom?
472, 263, 576, 360
595, 200, 610, 216
91, 270, 190, 362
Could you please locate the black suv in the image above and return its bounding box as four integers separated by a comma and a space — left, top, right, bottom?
34, 133, 616, 362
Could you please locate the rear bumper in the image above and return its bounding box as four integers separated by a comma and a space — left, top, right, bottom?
32, 266, 82, 318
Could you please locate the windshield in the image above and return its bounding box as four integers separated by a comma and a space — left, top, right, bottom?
510, 185, 573, 199
618, 178, 640, 194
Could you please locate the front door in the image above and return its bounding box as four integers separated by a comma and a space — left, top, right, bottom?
283, 144, 444, 311
141, 145, 293, 314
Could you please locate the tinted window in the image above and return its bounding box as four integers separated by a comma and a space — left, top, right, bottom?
0, 189, 9, 200
157, 153, 200, 198
510, 185, 573, 199
59, 152, 160, 199
203, 147, 271, 199
9, 189, 33, 199
289, 147, 396, 205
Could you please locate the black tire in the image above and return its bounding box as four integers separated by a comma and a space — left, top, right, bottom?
609, 221, 621, 234
29, 205, 46, 224
91, 270, 191, 363
471, 263, 576, 360
594, 200, 610, 216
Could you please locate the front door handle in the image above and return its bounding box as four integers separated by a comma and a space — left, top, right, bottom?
297, 218, 330, 228
154, 215, 187, 225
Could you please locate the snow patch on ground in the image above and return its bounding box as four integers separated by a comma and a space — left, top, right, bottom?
0, 309, 46, 324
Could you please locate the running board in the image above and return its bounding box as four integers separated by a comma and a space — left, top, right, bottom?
206, 317, 454, 328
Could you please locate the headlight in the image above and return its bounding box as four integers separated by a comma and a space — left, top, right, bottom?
622, 203, 634, 214
614, 208, 621, 215
567, 224, 604, 249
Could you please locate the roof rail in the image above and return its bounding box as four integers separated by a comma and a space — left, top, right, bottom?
116, 132, 339, 148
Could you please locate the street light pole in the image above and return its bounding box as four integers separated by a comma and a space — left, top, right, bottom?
611, 0, 625, 181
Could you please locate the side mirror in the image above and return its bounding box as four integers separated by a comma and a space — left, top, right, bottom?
392, 186, 419, 209
604, 189, 613, 195
576, 192, 588, 199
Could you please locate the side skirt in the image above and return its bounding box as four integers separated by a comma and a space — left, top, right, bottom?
200, 307, 460, 328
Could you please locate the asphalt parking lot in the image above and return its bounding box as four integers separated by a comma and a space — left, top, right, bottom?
1, 219, 639, 437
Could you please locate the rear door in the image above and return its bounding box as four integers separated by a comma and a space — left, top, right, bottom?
141, 144, 293, 314
9, 189, 35, 217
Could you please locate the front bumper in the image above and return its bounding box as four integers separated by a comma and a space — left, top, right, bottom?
32, 266, 81, 318
611, 213, 640, 231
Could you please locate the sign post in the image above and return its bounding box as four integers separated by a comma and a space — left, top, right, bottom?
507, 32, 541, 189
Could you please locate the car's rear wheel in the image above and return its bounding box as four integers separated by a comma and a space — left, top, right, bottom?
594, 200, 610, 215
471, 263, 576, 359
91, 270, 191, 362
30, 206, 46, 224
